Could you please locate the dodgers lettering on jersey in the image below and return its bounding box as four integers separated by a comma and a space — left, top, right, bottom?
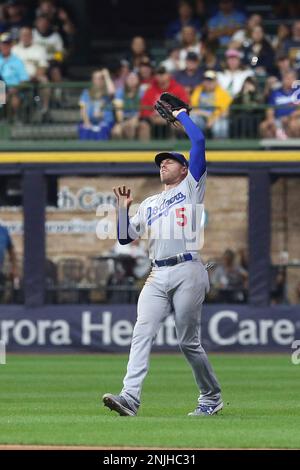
146, 191, 186, 225
128, 170, 206, 260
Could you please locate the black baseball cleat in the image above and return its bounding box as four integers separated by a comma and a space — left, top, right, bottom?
102, 393, 136, 416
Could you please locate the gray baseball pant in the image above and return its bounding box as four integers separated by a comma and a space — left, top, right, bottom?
120, 259, 222, 411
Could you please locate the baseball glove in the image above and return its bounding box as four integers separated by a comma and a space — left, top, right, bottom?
154, 92, 191, 125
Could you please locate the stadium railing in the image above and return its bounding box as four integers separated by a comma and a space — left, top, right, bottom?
1, 81, 297, 144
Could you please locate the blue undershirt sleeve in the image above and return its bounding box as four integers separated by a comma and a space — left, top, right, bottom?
117, 207, 134, 245
177, 111, 206, 182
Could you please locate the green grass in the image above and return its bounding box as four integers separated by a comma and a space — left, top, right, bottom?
0, 354, 299, 448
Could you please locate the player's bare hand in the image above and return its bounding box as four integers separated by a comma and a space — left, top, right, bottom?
172, 108, 187, 118
113, 186, 133, 209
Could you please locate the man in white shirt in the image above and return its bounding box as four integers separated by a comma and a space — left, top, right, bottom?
13, 26, 50, 114
33, 14, 64, 62
13, 27, 48, 80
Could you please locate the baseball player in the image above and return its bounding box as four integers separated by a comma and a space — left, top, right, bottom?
103, 93, 223, 417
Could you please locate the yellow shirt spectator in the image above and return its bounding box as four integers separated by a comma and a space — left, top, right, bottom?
191, 74, 232, 119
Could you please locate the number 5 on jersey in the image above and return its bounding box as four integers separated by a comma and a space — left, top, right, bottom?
176, 207, 187, 227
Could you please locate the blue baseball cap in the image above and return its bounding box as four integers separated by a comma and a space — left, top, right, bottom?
155, 151, 189, 168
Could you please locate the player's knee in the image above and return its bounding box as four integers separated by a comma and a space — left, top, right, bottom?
178, 340, 202, 354
132, 321, 157, 339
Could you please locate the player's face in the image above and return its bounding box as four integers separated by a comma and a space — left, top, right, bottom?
160, 159, 187, 184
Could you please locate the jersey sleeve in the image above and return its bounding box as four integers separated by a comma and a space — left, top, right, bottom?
176, 111, 206, 182
185, 169, 207, 203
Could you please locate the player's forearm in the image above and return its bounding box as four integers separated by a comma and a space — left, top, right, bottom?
177, 111, 206, 181
117, 207, 135, 245
177, 111, 205, 144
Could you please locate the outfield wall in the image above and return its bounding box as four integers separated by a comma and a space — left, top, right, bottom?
1, 305, 299, 353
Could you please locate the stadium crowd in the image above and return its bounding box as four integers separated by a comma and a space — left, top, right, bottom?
0, 0, 75, 119
78, 0, 300, 141
0, 0, 299, 139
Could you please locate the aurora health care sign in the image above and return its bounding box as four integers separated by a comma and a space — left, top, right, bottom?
0, 305, 299, 352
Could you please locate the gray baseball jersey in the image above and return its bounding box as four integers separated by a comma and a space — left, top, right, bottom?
129, 170, 206, 260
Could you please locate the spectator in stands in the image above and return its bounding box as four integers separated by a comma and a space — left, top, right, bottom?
230, 13, 262, 48
230, 76, 264, 138
112, 72, 142, 140
139, 65, 189, 140
199, 39, 222, 73
165, 0, 201, 41
272, 24, 290, 52
242, 25, 275, 76
217, 48, 253, 98
128, 36, 150, 70
0, 222, 19, 300
272, 1, 300, 21
190, 70, 232, 138
12, 26, 50, 114
260, 70, 300, 139
35, 0, 75, 50
274, 54, 294, 81
161, 46, 182, 74
12, 27, 48, 80
33, 13, 64, 63
210, 248, 248, 303
282, 20, 300, 72
138, 57, 154, 95
2, 0, 28, 40
208, 0, 246, 47
0, 32, 29, 119
194, 0, 208, 32
173, 51, 203, 96
112, 59, 130, 90
78, 69, 115, 140
179, 25, 202, 69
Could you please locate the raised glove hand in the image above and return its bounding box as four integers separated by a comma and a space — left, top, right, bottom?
154, 92, 192, 125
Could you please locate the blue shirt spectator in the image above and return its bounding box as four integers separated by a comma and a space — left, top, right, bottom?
0, 32, 29, 86
166, 18, 202, 41
208, 0, 246, 46
0, 53, 29, 86
79, 89, 114, 125
165, 0, 201, 40
78, 69, 115, 141
173, 51, 203, 95
269, 86, 300, 119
